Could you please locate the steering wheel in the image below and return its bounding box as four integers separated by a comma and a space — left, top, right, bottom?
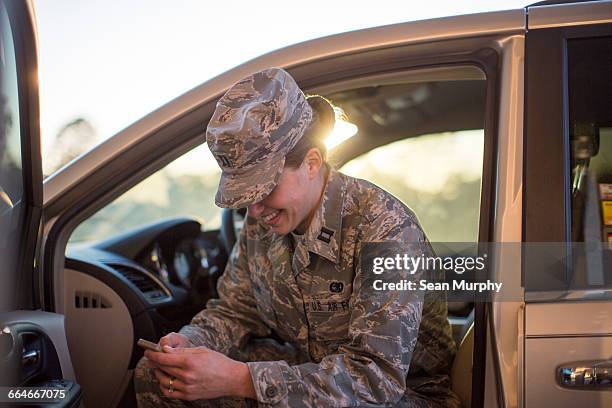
220, 207, 247, 255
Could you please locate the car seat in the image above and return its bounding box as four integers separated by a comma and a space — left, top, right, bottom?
451, 308, 474, 408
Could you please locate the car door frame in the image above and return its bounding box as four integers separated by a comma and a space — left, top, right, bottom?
2, 0, 42, 310
1, 0, 78, 391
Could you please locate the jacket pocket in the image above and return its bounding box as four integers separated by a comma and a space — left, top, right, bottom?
305, 293, 352, 340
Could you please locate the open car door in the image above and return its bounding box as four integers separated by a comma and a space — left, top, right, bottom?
0, 0, 81, 406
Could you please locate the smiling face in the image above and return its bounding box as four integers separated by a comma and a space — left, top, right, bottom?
247, 148, 327, 235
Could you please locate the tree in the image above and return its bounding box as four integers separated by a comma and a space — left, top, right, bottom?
43, 117, 98, 176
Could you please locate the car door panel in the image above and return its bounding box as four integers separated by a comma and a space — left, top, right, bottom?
524, 3, 612, 407
525, 336, 612, 407
0, 311, 76, 381
63, 270, 133, 408
525, 300, 612, 405
0, 311, 82, 407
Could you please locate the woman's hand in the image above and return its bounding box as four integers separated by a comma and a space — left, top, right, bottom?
144, 346, 256, 401
159, 332, 193, 348
142, 332, 193, 370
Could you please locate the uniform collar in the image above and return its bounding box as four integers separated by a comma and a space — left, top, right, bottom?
294, 165, 346, 264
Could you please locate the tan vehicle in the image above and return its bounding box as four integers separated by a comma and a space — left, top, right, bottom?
1, 0, 611, 407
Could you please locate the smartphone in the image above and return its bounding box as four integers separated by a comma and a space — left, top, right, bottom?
137, 338, 162, 352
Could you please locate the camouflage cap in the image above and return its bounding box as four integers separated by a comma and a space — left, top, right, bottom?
207, 68, 313, 209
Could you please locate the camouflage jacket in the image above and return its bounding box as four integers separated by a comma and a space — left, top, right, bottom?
179, 167, 457, 407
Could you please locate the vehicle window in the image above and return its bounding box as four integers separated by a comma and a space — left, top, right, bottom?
340, 130, 483, 243
0, 3, 24, 247
0, 2, 25, 307
325, 76, 487, 244
71, 73, 487, 246
567, 36, 612, 288
0, 3, 22, 210
69, 143, 222, 243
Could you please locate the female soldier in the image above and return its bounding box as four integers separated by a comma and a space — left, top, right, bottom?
135, 68, 459, 407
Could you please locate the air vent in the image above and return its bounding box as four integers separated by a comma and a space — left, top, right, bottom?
110, 264, 169, 302
75, 291, 111, 309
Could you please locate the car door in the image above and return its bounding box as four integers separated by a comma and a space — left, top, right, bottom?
523, 1, 612, 407
0, 0, 81, 405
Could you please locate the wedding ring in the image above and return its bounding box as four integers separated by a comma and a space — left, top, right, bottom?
168, 377, 174, 393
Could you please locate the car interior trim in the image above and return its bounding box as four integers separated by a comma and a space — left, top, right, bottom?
63, 269, 133, 408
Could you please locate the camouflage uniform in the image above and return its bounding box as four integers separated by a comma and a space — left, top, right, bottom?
135, 68, 460, 407
135, 167, 460, 407
135, 338, 302, 408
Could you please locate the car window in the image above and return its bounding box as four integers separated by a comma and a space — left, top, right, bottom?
0, 2, 22, 211
70, 70, 488, 246
0, 1, 26, 308
340, 130, 483, 243
324, 74, 487, 245
69, 143, 222, 243
567, 36, 612, 288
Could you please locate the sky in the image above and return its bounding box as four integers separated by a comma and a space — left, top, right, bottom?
34, 0, 528, 171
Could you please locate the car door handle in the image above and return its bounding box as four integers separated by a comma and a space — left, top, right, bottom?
557, 359, 612, 388
22, 349, 40, 366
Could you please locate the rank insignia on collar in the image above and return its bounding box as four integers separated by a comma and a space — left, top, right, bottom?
317, 227, 334, 244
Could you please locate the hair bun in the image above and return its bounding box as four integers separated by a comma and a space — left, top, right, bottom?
306, 95, 335, 137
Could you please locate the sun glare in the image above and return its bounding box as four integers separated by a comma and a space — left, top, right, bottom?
325, 116, 358, 150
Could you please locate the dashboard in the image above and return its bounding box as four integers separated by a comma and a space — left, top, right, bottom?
65, 217, 228, 366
